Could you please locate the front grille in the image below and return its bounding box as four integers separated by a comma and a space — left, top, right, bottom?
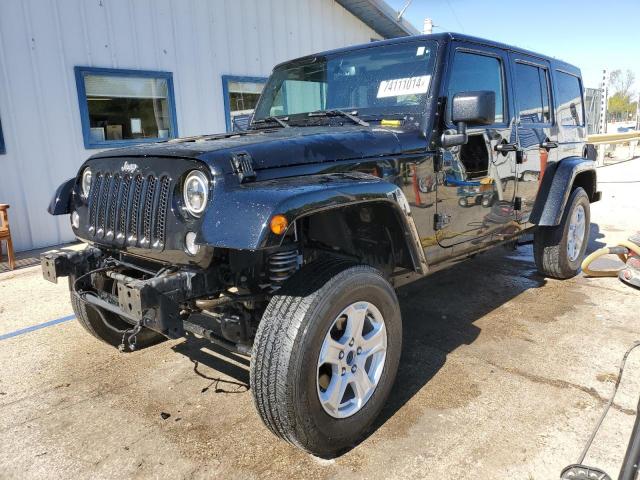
87, 171, 171, 249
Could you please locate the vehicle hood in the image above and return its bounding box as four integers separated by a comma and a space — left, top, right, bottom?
89, 125, 425, 174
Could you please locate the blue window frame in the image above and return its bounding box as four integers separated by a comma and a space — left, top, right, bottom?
0, 116, 5, 154
75, 66, 178, 149
222, 75, 267, 132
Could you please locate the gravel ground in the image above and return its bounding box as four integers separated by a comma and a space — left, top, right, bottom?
0, 159, 638, 479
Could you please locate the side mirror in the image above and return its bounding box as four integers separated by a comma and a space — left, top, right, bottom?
441, 91, 496, 148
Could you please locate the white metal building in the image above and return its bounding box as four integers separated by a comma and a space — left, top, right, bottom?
0, 0, 417, 252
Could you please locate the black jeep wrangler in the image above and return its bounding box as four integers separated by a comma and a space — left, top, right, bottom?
43, 33, 599, 457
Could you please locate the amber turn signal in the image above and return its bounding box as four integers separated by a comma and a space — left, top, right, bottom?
270, 215, 289, 235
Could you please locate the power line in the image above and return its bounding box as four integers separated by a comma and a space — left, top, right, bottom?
445, 0, 465, 33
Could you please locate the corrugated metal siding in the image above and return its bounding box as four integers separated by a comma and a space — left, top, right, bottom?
0, 0, 380, 252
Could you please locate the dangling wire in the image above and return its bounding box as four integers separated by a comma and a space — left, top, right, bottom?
72, 259, 144, 351
72, 261, 117, 294
119, 318, 144, 352
577, 340, 640, 464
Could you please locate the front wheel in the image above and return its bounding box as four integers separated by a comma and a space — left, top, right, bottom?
250, 259, 402, 457
534, 187, 591, 279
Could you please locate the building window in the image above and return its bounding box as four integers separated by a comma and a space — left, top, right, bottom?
0, 116, 5, 154
222, 75, 267, 132
75, 67, 178, 149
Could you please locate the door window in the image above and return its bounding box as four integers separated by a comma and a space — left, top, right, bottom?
556, 71, 584, 126
447, 51, 505, 123
514, 62, 551, 124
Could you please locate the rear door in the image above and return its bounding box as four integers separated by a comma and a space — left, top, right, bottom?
509, 53, 555, 223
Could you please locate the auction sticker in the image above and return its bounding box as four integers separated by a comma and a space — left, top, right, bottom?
377, 75, 430, 98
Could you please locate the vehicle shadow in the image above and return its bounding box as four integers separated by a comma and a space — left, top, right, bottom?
366, 244, 547, 443
586, 222, 607, 254
172, 334, 250, 391
364, 221, 606, 448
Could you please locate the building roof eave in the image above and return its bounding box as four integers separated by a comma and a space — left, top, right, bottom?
335, 0, 420, 39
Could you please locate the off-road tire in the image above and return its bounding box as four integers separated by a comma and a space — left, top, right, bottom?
250, 259, 402, 458
534, 187, 590, 279
69, 278, 164, 350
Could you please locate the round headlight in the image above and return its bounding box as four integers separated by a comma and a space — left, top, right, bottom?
183, 170, 209, 216
81, 168, 92, 198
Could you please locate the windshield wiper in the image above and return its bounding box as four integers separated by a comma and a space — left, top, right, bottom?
308, 109, 369, 127
253, 116, 289, 128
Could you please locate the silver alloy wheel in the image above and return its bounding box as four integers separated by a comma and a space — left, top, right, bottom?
567, 204, 586, 262
316, 301, 387, 419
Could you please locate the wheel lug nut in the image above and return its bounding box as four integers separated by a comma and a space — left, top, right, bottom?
351, 365, 357, 373
341, 367, 346, 376
357, 347, 362, 354
349, 338, 354, 347
338, 351, 344, 359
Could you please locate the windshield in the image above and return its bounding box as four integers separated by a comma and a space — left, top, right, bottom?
253, 41, 437, 123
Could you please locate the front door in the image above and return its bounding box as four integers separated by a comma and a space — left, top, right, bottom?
509, 54, 556, 223
435, 44, 517, 255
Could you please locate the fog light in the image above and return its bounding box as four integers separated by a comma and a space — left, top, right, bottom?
71, 211, 80, 229
185, 231, 200, 256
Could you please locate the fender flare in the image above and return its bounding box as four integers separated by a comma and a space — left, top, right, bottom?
200, 173, 428, 274
529, 157, 597, 226
47, 177, 75, 215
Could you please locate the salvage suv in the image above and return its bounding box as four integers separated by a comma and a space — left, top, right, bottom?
43, 33, 599, 457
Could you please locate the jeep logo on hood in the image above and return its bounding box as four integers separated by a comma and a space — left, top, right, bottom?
121, 161, 138, 173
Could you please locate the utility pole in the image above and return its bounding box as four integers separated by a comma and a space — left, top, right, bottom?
597, 69, 609, 166
599, 69, 608, 134
423, 18, 433, 34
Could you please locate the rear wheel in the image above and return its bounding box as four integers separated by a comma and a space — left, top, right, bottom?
250, 259, 402, 457
534, 187, 590, 279
69, 278, 164, 350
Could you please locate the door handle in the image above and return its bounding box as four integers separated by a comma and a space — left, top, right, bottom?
541, 141, 558, 150
495, 142, 518, 153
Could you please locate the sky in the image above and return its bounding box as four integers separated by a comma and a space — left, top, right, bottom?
386, 0, 639, 93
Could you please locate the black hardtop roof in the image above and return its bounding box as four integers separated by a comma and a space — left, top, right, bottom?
273, 32, 581, 77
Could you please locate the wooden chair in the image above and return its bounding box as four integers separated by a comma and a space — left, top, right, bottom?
0, 204, 16, 270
